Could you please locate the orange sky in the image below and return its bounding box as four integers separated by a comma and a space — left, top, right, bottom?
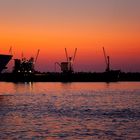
0, 0, 140, 72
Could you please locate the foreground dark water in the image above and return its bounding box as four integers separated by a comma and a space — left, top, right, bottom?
0, 82, 140, 140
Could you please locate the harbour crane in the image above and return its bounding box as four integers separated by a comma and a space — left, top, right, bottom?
103, 47, 110, 72
13, 49, 40, 74
102, 47, 121, 81
55, 48, 77, 73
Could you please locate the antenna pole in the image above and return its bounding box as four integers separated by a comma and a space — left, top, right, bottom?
9, 46, 12, 55
73, 48, 77, 61
102, 47, 108, 66
107, 56, 110, 72
65, 48, 69, 61
35, 49, 40, 64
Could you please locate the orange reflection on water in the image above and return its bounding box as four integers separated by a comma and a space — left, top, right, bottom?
0, 82, 140, 139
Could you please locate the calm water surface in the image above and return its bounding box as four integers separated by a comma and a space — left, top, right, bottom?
0, 82, 140, 140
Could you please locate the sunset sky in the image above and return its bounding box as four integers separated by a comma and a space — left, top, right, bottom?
0, 0, 140, 72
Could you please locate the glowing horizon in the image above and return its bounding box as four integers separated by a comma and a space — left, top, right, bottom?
0, 0, 140, 72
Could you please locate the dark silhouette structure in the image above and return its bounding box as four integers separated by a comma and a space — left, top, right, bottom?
13, 49, 40, 74
102, 47, 120, 81
0, 72, 140, 82
0, 48, 13, 73
0, 47, 139, 82
55, 48, 77, 74
12, 50, 40, 81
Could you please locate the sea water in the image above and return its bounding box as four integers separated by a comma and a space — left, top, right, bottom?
0, 82, 140, 140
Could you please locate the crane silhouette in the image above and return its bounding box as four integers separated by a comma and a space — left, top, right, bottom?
55, 48, 77, 73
